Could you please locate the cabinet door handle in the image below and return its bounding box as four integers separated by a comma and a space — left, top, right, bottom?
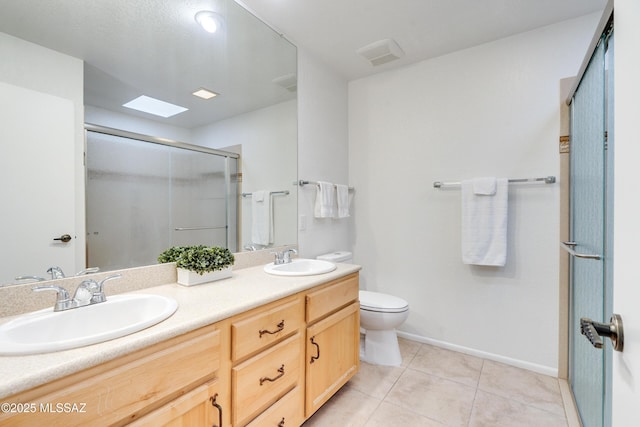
209, 393, 223, 427
259, 320, 285, 337
260, 364, 285, 385
278, 417, 285, 427
310, 336, 320, 364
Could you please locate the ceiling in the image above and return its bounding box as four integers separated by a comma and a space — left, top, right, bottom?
238, 0, 607, 80
0, 0, 297, 128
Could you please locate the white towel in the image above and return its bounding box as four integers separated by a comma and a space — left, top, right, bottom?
461, 178, 508, 266
251, 190, 273, 245
314, 181, 336, 218
336, 184, 350, 218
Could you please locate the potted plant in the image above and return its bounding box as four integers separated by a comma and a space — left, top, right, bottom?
158, 245, 235, 286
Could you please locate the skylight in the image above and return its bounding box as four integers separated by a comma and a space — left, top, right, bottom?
122, 95, 188, 118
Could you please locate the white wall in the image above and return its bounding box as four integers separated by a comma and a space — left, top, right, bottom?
297, 48, 350, 258
193, 100, 298, 250
348, 14, 600, 373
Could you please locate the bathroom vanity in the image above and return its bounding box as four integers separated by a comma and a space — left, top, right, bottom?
0, 263, 360, 426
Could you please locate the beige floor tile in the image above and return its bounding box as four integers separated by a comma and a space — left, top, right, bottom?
398, 337, 422, 367
478, 360, 565, 416
385, 368, 476, 426
349, 361, 406, 399
469, 390, 568, 427
364, 401, 445, 427
409, 344, 484, 387
302, 383, 382, 427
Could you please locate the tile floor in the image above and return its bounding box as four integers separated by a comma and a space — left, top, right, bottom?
303, 338, 571, 427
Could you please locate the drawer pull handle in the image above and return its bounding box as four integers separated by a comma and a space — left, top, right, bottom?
310, 336, 320, 364
259, 320, 285, 337
260, 364, 285, 385
278, 417, 285, 427
209, 393, 223, 427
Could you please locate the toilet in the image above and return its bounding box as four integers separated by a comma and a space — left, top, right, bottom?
317, 251, 409, 366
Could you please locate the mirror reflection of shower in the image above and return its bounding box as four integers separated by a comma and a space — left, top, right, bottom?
85, 127, 239, 271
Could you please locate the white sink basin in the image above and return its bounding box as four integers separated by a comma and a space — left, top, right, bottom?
264, 258, 337, 276
0, 294, 178, 355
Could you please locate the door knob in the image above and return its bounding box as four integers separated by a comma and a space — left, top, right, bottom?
580, 314, 624, 352
53, 234, 72, 243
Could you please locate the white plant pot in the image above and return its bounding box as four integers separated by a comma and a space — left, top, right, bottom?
177, 266, 232, 286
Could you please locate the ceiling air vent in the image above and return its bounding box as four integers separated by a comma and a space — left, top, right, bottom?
356, 39, 405, 66
272, 73, 297, 92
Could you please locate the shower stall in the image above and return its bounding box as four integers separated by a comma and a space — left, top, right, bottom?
85, 126, 239, 271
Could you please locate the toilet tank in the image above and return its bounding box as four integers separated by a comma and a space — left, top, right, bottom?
317, 251, 352, 263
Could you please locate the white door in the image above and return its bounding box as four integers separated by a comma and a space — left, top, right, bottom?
0, 82, 76, 284
611, 0, 640, 424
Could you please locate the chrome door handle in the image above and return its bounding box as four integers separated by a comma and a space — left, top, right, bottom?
560, 241, 601, 260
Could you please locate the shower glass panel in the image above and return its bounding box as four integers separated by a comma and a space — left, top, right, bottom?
569, 36, 609, 427
86, 130, 238, 271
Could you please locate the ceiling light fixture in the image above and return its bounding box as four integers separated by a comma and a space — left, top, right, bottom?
122, 95, 188, 118
195, 11, 223, 34
192, 88, 219, 100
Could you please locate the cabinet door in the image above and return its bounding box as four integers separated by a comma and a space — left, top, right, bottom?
305, 302, 360, 417
129, 380, 223, 427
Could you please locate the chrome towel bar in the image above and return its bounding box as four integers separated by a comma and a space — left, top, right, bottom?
241, 190, 290, 197
433, 176, 556, 188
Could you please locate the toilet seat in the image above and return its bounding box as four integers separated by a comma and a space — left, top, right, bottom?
359, 290, 409, 313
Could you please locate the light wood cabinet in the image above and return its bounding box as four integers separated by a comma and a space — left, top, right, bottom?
230, 295, 305, 426
129, 380, 223, 427
0, 322, 228, 427
304, 273, 360, 418
0, 271, 360, 427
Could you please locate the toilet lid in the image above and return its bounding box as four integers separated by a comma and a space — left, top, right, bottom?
359, 290, 409, 313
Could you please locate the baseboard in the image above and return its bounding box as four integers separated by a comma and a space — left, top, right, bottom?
396, 331, 559, 378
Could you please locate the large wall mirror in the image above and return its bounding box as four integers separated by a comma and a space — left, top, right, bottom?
0, 0, 297, 285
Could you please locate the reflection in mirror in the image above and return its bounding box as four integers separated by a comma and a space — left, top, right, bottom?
0, 0, 297, 285
86, 127, 239, 271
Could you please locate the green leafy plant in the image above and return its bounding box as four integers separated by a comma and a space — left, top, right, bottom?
158, 245, 235, 275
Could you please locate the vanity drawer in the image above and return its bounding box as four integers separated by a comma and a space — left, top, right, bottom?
232, 297, 303, 361
232, 333, 301, 426
0, 324, 221, 427
245, 386, 304, 427
306, 273, 359, 324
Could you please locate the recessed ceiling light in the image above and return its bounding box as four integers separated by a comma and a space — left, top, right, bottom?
192, 88, 219, 100
122, 95, 188, 118
195, 11, 223, 34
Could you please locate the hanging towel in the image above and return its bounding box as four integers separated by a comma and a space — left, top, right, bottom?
251, 190, 273, 245
461, 177, 508, 266
314, 181, 336, 218
336, 184, 350, 218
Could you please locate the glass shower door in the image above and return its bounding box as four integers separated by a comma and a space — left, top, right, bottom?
86, 130, 238, 271
568, 35, 611, 427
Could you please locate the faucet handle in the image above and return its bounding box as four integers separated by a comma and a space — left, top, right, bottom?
93, 274, 122, 303
32, 285, 72, 311
283, 248, 298, 263
271, 251, 284, 265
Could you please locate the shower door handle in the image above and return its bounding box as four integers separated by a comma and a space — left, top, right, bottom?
580, 314, 624, 352
560, 241, 601, 260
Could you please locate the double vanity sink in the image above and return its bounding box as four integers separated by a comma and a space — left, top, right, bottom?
0, 258, 336, 356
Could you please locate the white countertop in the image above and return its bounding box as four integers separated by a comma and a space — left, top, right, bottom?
0, 263, 361, 399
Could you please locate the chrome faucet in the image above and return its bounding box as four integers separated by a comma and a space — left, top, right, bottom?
47, 266, 66, 279
272, 248, 298, 265
33, 274, 122, 311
